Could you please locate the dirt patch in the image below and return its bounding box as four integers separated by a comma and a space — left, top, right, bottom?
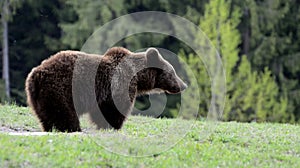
0, 125, 42, 135
0, 125, 40, 132
0, 126, 90, 136
7, 132, 83, 136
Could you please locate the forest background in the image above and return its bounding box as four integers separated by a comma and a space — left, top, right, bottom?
0, 0, 299, 123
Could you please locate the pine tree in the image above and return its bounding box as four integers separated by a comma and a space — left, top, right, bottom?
233, 0, 299, 121
181, 0, 241, 119
60, 0, 127, 49
181, 0, 291, 122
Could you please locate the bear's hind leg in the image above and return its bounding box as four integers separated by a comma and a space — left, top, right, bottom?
52, 113, 81, 132
36, 101, 81, 132
40, 110, 81, 132
49, 108, 81, 132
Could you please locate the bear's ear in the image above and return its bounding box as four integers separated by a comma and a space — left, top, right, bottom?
146, 48, 161, 67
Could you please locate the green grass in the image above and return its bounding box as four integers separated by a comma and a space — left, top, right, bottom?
0, 104, 299, 167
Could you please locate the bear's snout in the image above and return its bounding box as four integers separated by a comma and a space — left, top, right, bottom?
166, 80, 187, 94
180, 82, 188, 91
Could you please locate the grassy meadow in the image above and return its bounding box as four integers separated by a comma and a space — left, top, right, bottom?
0, 105, 299, 167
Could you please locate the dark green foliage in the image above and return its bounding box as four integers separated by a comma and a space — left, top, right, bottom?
181, 0, 291, 122
233, 0, 300, 121
5, 0, 70, 105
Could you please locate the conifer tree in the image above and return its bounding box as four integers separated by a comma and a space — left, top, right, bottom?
181, 0, 291, 122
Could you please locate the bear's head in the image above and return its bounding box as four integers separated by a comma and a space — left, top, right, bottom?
136, 48, 187, 95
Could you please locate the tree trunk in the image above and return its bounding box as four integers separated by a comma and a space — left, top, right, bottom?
243, 7, 250, 56
2, 0, 10, 98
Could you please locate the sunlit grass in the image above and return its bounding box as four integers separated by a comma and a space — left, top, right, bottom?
0, 104, 299, 167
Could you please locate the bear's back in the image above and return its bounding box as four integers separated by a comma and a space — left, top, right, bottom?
39, 50, 98, 71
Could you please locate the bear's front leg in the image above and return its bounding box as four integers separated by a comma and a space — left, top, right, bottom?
89, 101, 127, 130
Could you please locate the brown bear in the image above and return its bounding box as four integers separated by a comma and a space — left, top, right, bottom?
25, 47, 187, 132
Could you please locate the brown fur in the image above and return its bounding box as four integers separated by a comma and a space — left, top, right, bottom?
25, 47, 187, 132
